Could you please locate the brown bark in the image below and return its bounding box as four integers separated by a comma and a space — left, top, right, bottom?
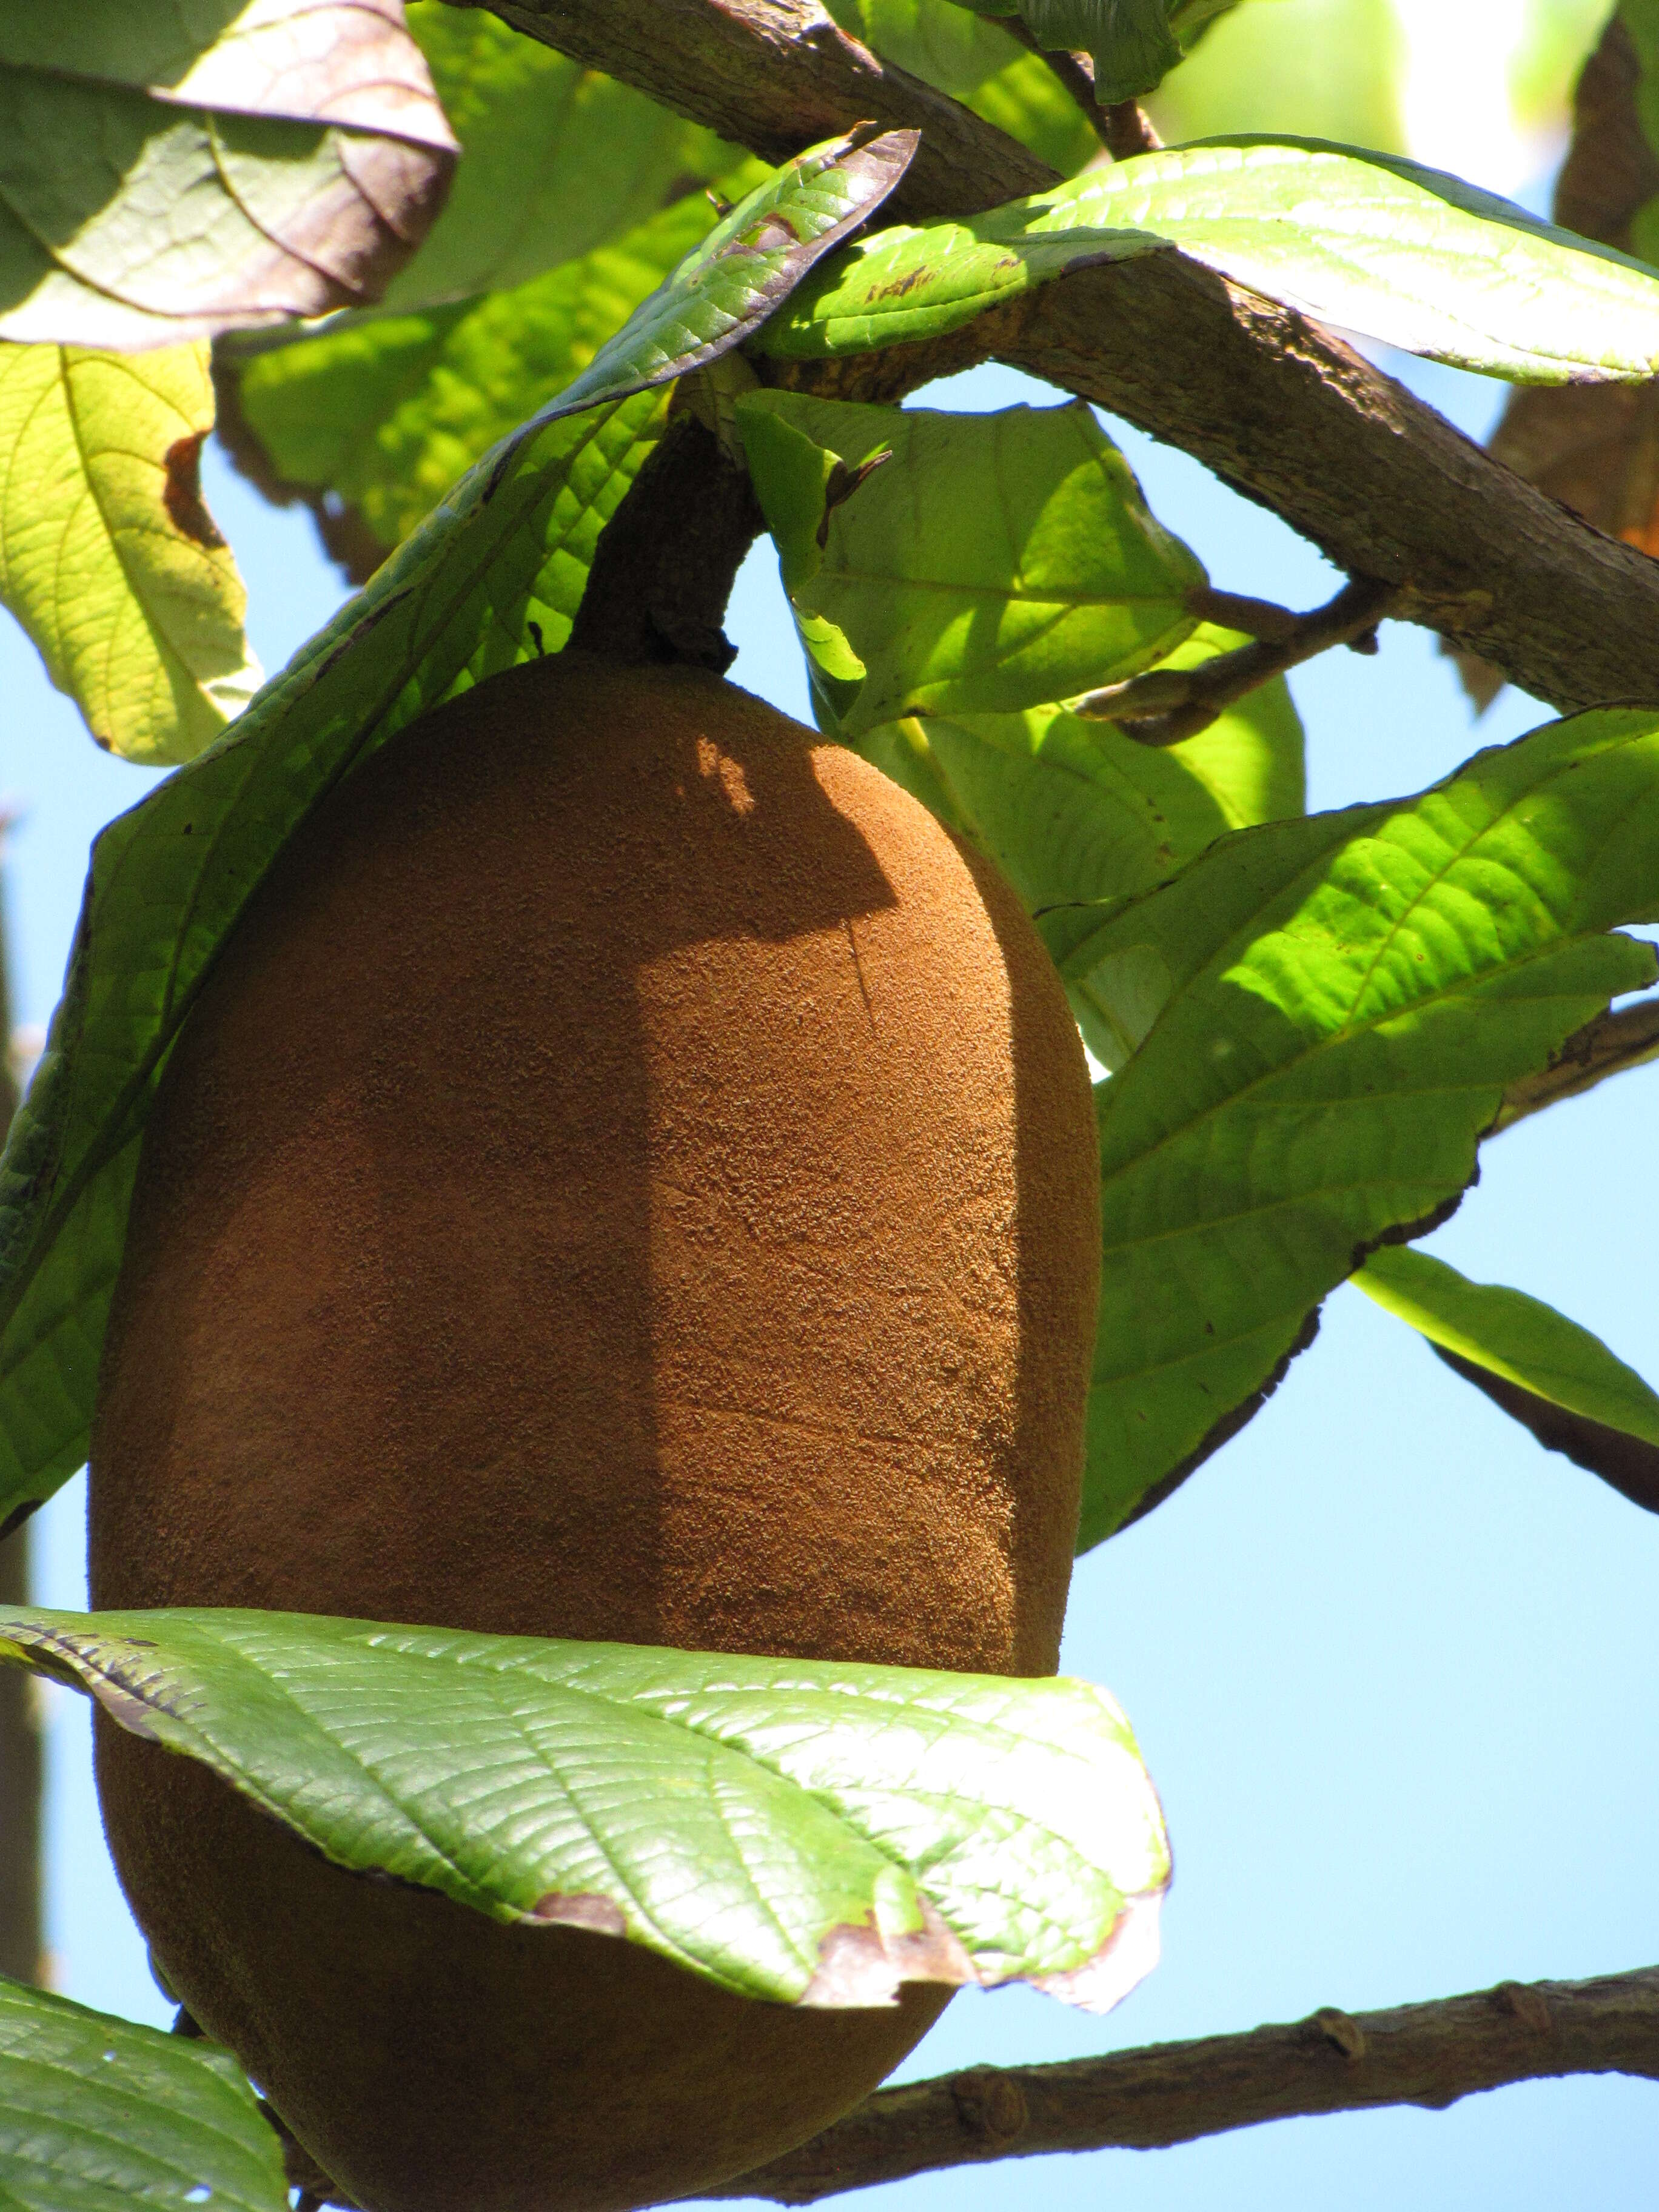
456, 0, 1659, 714
713, 1964, 1659, 2203
1493, 996, 1659, 1131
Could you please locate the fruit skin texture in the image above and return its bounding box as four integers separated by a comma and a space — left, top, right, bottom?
90, 653, 1103, 2212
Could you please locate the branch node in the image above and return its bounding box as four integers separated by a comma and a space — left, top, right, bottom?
951, 2066, 1030, 2143
1312, 2006, 1369, 2062
1496, 1980, 1554, 2035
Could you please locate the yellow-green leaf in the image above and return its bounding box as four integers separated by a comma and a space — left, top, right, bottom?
0, 344, 259, 763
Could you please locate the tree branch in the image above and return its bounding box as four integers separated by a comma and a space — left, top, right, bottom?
0, 911, 38, 1988
1492, 995, 1659, 1132
466, 0, 1659, 714
712, 1963, 1659, 2203
996, 17, 1162, 159
1076, 576, 1398, 742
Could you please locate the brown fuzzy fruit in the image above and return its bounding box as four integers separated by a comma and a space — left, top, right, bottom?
89, 654, 1102, 2212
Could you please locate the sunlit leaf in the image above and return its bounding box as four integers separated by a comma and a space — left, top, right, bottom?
0, 343, 259, 763
0, 4, 456, 347
0, 1972, 287, 2212
223, 164, 769, 572
1042, 706, 1659, 1548
758, 136, 1659, 381
0, 1607, 1171, 2015
1353, 1244, 1659, 1513
855, 627, 1304, 1065
0, 141, 911, 1528
1148, 0, 1406, 151
737, 392, 1204, 733
823, 0, 1098, 173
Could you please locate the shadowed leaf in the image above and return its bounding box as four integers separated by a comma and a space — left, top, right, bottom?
758, 136, 1659, 381
0, 3, 456, 347
1353, 1245, 1659, 1514
0, 1607, 1171, 2015
1019, 0, 1181, 102
0, 344, 259, 762
0, 1973, 287, 2212
1041, 707, 1659, 1547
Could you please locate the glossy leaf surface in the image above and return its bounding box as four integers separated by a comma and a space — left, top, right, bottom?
0, 4, 455, 347
0, 1607, 1171, 2015
1354, 1244, 1659, 1512
0, 1973, 286, 2212
737, 393, 1204, 733
1046, 707, 1659, 1548
0, 344, 260, 763
759, 137, 1659, 381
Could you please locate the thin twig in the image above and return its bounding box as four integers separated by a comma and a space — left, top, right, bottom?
713, 1962, 1659, 2203
1074, 577, 1399, 743
260, 1960, 1659, 2209
1493, 995, 1659, 1132
996, 16, 1162, 158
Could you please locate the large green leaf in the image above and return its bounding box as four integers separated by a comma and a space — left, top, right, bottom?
385, 5, 737, 312
1044, 707, 1659, 1549
0, 1607, 1171, 2014
736, 393, 1205, 734
0, 5, 456, 347
224, 163, 769, 569
1353, 1245, 1659, 1513
0, 139, 919, 1532
0, 344, 259, 764
0, 1973, 286, 2212
823, 0, 1099, 173
757, 138, 1659, 381
854, 627, 1304, 1065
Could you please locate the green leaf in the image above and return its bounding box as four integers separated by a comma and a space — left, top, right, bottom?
1045, 706, 1659, 1549
525, 129, 916, 433
0, 1973, 287, 2212
224, 164, 770, 567
1148, 0, 1406, 152
1019, 0, 1182, 102
758, 137, 1659, 382
1353, 1244, 1659, 1512
0, 138, 919, 1530
0, 344, 259, 764
384, 6, 737, 312
737, 394, 1205, 734
0, 5, 456, 347
823, 0, 1099, 173
0, 1607, 1171, 2015
853, 626, 1304, 1065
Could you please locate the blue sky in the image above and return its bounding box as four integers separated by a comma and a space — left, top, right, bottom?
5, 333, 1657, 2212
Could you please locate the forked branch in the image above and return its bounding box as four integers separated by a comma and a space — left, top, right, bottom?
264, 1962, 1659, 2207
712, 1963, 1659, 2203
463, 0, 1659, 714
